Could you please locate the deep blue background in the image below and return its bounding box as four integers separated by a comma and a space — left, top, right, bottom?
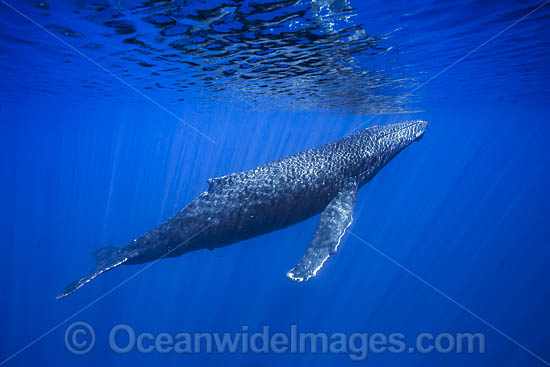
1, 0, 550, 366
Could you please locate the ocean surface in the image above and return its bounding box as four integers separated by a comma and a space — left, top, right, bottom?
1, 0, 549, 366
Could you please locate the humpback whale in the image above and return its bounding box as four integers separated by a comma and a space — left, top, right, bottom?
57, 121, 428, 299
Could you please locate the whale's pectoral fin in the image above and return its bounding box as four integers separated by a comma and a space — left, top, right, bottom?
56, 245, 129, 299
287, 179, 358, 282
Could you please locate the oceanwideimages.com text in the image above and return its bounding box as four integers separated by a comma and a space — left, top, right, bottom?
65, 322, 486, 360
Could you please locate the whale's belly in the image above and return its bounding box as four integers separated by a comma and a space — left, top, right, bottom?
188, 174, 340, 249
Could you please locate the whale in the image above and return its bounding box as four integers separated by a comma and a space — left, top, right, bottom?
57, 120, 428, 299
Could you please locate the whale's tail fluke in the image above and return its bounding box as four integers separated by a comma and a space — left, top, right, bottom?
56, 245, 129, 299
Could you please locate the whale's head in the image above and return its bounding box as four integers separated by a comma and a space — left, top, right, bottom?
356, 120, 428, 181
387, 120, 429, 143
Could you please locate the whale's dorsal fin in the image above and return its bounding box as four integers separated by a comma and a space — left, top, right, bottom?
207, 174, 235, 190
287, 178, 357, 282
207, 177, 221, 189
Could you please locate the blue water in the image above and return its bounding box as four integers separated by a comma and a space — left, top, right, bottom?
1, 0, 549, 366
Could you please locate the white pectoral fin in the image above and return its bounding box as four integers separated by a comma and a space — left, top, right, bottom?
287, 179, 358, 282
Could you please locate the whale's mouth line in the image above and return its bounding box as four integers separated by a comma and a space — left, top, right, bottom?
350, 120, 427, 181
